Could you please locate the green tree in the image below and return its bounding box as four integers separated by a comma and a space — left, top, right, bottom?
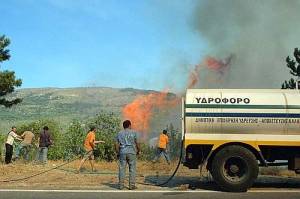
18, 119, 64, 160
63, 120, 86, 159
282, 48, 300, 89
89, 112, 121, 161
0, 35, 22, 107
0, 133, 5, 162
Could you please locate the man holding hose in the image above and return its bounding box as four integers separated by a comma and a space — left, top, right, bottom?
77, 127, 105, 172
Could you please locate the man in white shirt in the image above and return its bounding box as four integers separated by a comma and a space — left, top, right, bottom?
5, 126, 22, 164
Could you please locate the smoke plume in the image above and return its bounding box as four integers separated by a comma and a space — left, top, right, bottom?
188, 55, 233, 88
193, 0, 300, 88
122, 1, 300, 136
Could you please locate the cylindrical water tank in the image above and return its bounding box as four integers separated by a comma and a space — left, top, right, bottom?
185, 89, 300, 135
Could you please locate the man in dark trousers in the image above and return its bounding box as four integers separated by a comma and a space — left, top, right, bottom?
36, 126, 53, 164
115, 120, 141, 190
5, 126, 22, 164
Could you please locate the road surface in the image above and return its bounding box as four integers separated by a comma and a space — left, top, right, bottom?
1, 190, 300, 199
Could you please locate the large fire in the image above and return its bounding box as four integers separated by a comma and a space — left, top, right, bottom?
122, 55, 232, 134
122, 91, 179, 135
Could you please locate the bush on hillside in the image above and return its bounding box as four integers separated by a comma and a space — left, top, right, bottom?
17, 119, 64, 160
89, 112, 121, 161
2, 112, 168, 162
0, 133, 5, 162
62, 120, 86, 159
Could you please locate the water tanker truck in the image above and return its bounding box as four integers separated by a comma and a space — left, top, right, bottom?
183, 89, 300, 192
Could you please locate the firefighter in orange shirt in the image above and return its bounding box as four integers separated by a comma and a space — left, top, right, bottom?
152, 130, 170, 165
77, 127, 105, 172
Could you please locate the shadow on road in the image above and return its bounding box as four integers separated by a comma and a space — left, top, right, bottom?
102, 182, 120, 189
253, 175, 300, 188
144, 175, 220, 191
144, 175, 300, 191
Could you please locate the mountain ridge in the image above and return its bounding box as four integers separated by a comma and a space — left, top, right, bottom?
0, 87, 177, 131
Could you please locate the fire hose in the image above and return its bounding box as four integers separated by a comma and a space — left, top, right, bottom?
135, 139, 184, 187
0, 130, 187, 186
0, 153, 82, 183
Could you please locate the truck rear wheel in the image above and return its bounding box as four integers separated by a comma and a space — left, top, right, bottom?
210, 145, 258, 192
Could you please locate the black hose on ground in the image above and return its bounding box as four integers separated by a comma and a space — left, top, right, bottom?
1, 117, 187, 186
137, 123, 186, 187
151, 111, 187, 186
135, 138, 184, 187
0, 147, 87, 183
0, 156, 80, 183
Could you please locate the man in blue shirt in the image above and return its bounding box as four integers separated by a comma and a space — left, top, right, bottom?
115, 120, 141, 190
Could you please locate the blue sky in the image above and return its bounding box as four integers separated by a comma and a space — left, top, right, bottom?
0, 0, 207, 91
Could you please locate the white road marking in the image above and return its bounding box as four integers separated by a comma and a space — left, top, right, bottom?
249, 190, 300, 193
0, 189, 299, 193
0, 189, 216, 193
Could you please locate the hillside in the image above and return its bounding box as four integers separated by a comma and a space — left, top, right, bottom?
0, 87, 178, 131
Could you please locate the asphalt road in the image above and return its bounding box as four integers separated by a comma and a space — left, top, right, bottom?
1, 190, 300, 199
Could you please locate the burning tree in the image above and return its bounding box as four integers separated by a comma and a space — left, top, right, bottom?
122, 91, 179, 137
282, 48, 300, 89
0, 35, 22, 107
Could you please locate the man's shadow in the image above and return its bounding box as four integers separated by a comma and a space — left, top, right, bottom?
144, 174, 300, 191
144, 175, 220, 191
102, 182, 120, 189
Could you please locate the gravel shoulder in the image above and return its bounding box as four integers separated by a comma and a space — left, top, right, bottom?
0, 160, 300, 191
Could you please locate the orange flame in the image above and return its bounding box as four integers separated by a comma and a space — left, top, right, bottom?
122, 91, 179, 134
187, 55, 233, 88
122, 55, 233, 135
204, 55, 232, 73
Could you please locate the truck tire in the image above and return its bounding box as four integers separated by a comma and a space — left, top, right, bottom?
210, 145, 258, 192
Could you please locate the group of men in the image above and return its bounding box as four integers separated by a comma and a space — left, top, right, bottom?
4, 126, 53, 165
78, 120, 171, 190
2, 120, 170, 190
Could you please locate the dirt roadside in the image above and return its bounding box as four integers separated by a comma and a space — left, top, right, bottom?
0, 160, 198, 190
0, 160, 300, 191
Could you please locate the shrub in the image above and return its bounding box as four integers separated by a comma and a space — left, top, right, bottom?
17, 119, 64, 160
139, 143, 155, 161
62, 120, 86, 159
0, 133, 5, 162
2, 112, 164, 162
60, 112, 122, 161
89, 112, 121, 161
166, 124, 182, 160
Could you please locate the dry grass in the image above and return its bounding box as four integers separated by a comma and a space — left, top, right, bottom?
259, 167, 297, 177
0, 159, 199, 189
1, 160, 298, 190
